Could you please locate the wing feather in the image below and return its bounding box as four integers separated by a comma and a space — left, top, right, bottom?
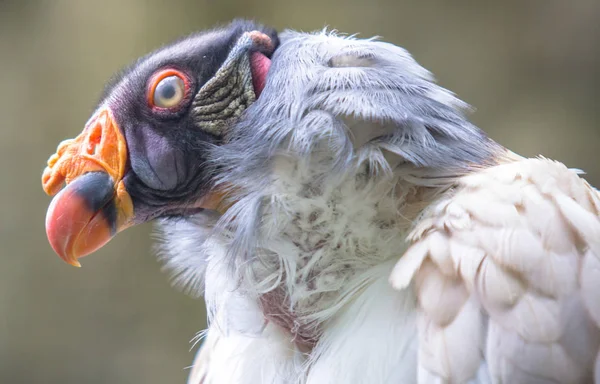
391, 157, 600, 383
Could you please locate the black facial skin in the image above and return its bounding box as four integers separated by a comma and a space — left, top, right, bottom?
71, 172, 119, 234
97, 20, 279, 224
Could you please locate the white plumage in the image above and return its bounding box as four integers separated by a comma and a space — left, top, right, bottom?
152, 29, 600, 384
394, 158, 600, 383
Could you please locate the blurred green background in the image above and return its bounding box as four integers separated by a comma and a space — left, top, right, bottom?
1, 0, 598, 382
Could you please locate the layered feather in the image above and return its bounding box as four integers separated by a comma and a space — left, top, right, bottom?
392, 158, 600, 383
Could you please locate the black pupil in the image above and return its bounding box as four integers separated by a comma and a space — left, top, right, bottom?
159, 79, 177, 99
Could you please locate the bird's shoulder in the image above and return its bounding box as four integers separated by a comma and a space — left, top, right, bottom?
391, 156, 600, 382
403, 156, 600, 253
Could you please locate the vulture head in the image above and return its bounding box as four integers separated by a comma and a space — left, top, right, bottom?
42, 20, 495, 305
42, 20, 278, 267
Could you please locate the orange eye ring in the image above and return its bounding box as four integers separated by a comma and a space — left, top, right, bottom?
147, 68, 192, 112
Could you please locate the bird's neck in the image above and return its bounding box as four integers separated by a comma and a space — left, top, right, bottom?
206, 133, 517, 350
231, 146, 508, 345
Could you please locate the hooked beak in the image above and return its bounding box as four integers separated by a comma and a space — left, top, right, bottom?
42, 108, 133, 267
41, 30, 276, 267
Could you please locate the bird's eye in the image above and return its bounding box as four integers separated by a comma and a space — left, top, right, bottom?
148, 69, 190, 110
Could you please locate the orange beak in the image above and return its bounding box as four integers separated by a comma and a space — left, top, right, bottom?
42, 107, 134, 267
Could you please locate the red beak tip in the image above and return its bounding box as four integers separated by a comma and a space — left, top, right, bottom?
44, 172, 116, 266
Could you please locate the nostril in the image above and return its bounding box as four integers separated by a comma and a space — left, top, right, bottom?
86, 125, 103, 155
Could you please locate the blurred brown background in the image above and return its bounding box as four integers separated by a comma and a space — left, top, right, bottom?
1, 0, 598, 383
